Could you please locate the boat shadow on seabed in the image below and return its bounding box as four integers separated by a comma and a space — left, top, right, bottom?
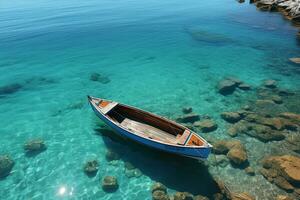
94, 124, 220, 198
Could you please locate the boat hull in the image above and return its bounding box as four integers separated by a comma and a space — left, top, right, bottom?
89, 101, 211, 160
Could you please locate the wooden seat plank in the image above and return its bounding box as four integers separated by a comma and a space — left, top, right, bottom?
120, 118, 176, 143
101, 102, 118, 114
176, 130, 191, 145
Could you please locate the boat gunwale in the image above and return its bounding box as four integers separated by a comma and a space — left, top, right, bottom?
89, 96, 212, 149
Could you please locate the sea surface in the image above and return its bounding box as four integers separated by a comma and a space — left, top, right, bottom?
0, 0, 300, 199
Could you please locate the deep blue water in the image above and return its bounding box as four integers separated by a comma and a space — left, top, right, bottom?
0, 0, 299, 199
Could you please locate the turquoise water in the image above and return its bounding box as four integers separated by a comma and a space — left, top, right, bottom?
0, 0, 300, 199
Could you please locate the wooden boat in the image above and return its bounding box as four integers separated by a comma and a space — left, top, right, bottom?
88, 96, 212, 160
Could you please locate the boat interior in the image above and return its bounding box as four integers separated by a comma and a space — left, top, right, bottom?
94, 99, 206, 147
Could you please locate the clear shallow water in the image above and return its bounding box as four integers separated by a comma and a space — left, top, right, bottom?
0, 0, 299, 199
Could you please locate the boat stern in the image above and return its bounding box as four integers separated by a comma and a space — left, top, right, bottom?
202, 141, 213, 159
189, 145, 212, 160
191, 139, 213, 160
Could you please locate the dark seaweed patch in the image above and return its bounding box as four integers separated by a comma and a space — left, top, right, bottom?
90, 72, 110, 84
185, 28, 234, 45
0, 60, 21, 68
25, 76, 57, 85
145, 56, 156, 61
0, 76, 57, 98
0, 83, 23, 96
52, 100, 85, 116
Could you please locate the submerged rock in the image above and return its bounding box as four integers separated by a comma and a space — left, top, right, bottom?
238, 83, 251, 90
227, 126, 238, 137
193, 195, 209, 200
254, 99, 286, 116
260, 155, 300, 193
255, 99, 275, 109
231, 192, 255, 200
241, 122, 285, 142
151, 182, 169, 200
213, 140, 248, 166
90, 72, 110, 84
213, 177, 255, 200
227, 146, 248, 166
269, 95, 283, 104
102, 176, 119, 192
176, 113, 200, 123
24, 139, 46, 154
256, 1, 278, 11
134, 168, 142, 177
124, 162, 135, 170
151, 182, 167, 194
194, 119, 218, 132
152, 190, 170, 200
284, 95, 300, 114
251, 116, 283, 130
124, 161, 142, 178
105, 150, 120, 161
173, 192, 193, 200
257, 87, 272, 98
279, 112, 300, 124
244, 112, 297, 131
227, 120, 249, 137
213, 193, 224, 200
264, 79, 277, 88
213, 140, 241, 154
285, 135, 300, 153
217, 76, 251, 93
217, 79, 238, 95
83, 160, 99, 176
243, 105, 251, 111
276, 195, 294, 200
125, 168, 142, 178
262, 117, 292, 130
214, 178, 232, 199
0, 155, 14, 178
221, 112, 243, 123
244, 166, 255, 176
182, 107, 193, 114
277, 88, 294, 97
213, 141, 231, 154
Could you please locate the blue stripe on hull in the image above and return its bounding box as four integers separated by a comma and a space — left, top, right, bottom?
90, 104, 211, 160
